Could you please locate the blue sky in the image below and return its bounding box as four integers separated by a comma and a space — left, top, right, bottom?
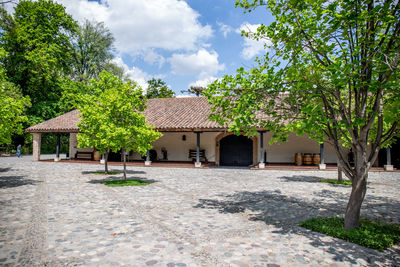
8, 0, 275, 95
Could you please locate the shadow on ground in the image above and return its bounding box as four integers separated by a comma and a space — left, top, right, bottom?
0, 175, 40, 188
82, 169, 146, 175
0, 167, 12, 173
194, 176, 400, 265
87, 176, 157, 184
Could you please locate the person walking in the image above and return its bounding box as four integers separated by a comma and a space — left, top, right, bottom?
17, 144, 21, 158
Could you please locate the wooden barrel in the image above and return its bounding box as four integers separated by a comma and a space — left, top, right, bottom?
303, 153, 312, 165
93, 151, 101, 161
294, 153, 303, 166
313, 153, 321, 165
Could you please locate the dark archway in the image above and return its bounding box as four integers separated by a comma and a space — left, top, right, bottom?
378, 137, 400, 169
220, 135, 253, 166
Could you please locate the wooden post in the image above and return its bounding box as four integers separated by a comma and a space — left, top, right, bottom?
318, 143, 326, 169
259, 131, 265, 168
195, 132, 201, 167
384, 147, 393, 171
55, 133, 61, 161
145, 149, 151, 166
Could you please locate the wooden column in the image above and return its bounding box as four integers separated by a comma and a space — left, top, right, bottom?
259, 131, 265, 168
318, 143, 326, 169
145, 149, 151, 166
384, 147, 393, 171
32, 133, 41, 161
55, 133, 61, 161
195, 132, 201, 167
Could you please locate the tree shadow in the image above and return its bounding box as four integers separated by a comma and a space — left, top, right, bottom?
279, 175, 323, 183
0, 176, 40, 188
87, 176, 157, 185
81, 169, 146, 175
0, 167, 12, 173
194, 187, 400, 265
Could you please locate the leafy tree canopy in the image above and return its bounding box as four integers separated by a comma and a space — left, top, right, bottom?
181, 85, 206, 96
0, 0, 77, 124
72, 20, 116, 81
77, 71, 162, 177
146, 78, 175, 99
205, 0, 400, 229
0, 48, 31, 145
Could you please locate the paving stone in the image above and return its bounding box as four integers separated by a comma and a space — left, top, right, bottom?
0, 155, 399, 266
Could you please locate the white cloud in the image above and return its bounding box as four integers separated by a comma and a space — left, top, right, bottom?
56, 0, 213, 53
168, 49, 225, 79
142, 49, 165, 68
236, 22, 270, 60
217, 21, 233, 38
189, 77, 218, 88
112, 57, 151, 90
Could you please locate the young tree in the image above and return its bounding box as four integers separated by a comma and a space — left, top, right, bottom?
0, 0, 77, 124
146, 78, 175, 99
205, 0, 400, 229
78, 71, 162, 179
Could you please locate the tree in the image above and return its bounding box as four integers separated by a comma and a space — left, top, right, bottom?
146, 78, 175, 99
77, 71, 162, 179
0, 0, 77, 124
181, 85, 206, 96
72, 20, 116, 81
0, 48, 30, 145
205, 0, 400, 229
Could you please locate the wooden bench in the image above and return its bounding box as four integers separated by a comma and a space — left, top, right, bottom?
75, 151, 94, 160
189, 149, 208, 163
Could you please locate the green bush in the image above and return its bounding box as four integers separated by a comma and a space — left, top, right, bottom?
300, 217, 400, 251
102, 179, 150, 187
320, 179, 352, 185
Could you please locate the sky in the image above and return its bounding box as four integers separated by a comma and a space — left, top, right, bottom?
6, 0, 275, 95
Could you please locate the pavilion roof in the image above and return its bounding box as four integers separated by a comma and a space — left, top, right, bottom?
25, 97, 231, 133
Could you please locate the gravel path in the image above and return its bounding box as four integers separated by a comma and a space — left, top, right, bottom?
0, 155, 399, 266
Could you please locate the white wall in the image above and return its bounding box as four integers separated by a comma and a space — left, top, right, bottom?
257, 132, 338, 164
135, 132, 220, 162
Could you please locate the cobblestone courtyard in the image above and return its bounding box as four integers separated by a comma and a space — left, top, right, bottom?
0, 156, 399, 266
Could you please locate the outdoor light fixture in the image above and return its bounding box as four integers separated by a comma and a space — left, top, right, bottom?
182, 135, 186, 141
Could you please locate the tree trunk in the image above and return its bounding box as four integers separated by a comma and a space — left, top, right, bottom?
344, 174, 367, 229
337, 162, 343, 182
122, 148, 127, 181
104, 151, 109, 174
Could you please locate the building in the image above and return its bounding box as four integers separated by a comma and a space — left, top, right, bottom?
26, 97, 393, 169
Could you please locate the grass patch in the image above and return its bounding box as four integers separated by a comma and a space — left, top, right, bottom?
102, 179, 150, 187
320, 179, 352, 185
93, 171, 120, 175
300, 217, 400, 251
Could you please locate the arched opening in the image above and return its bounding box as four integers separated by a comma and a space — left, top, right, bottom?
220, 135, 253, 166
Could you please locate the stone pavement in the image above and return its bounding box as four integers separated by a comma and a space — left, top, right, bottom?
0, 156, 399, 266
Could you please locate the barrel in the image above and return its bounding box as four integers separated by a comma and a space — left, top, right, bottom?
295, 153, 303, 166
313, 153, 321, 165
303, 153, 313, 165
93, 151, 101, 161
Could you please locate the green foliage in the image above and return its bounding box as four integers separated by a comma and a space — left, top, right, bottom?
146, 78, 175, 99
320, 179, 352, 186
181, 85, 206, 96
93, 171, 119, 175
300, 217, 400, 251
205, 0, 400, 176
102, 179, 150, 187
0, 0, 78, 124
77, 71, 162, 156
72, 20, 116, 81
0, 49, 31, 145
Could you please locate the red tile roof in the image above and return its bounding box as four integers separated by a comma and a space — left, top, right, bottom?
25, 97, 228, 133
